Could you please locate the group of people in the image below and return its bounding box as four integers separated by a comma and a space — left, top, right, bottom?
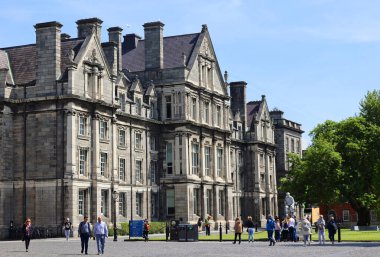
21, 216, 151, 255
231, 216, 256, 244
266, 214, 339, 246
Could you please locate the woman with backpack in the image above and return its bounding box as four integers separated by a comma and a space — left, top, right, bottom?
143, 219, 150, 242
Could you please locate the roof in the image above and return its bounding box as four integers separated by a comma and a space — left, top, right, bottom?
122, 33, 200, 72
0, 50, 9, 70
246, 101, 262, 128
1, 38, 84, 85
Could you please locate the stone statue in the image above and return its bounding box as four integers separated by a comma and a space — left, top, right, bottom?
284, 192, 295, 215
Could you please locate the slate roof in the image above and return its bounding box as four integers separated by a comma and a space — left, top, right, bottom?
122, 33, 200, 72
0, 38, 84, 85
246, 100, 262, 129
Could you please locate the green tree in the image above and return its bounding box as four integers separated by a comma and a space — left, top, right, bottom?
281, 90, 380, 226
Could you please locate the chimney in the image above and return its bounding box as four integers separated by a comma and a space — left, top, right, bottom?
123, 33, 141, 50
102, 42, 117, 75
34, 21, 62, 94
61, 33, 71, 40
76, 18, 103, 41
230, 81, 247, 128
107, 27, 123, 71
143, 21, 164, 70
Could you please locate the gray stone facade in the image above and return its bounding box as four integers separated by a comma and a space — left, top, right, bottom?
0, 18, 301, 239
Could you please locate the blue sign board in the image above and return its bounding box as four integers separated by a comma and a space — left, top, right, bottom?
129, 220, 144, 237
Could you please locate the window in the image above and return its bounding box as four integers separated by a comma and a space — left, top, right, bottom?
100, 152, 108, 176
191, 97, 197, 120
297, 140, 301, 154
260, 154, 264, 167
135, 132, 142, 149
191, 143, 199, 175
291, 139, 295, 153
166, 142, 173, 174
166, 189, 175, 216
135, 98, 141, 115
120, 93, 126, 112
119, 158, 126, 181
343, 210, 350, 222
206, 189, 212, 215
119, 193, 125, 216
175, 92, 182, 118
136, 193, 143, 217
78, 190, 85, 215
219, 190, 225, 216
101, 190, 108, 216
217, 148, 223, 177
204, 101, 209, 123
165, 95, 172, 119
79, 149, 87, 175
286, 137, 289, 152
150, 102, 155, 118
150, 136, 157, 151
135, 160, 142, 183
100, 120, 108, 140
119, 130, 126, 147
205, 146, 211, 176
79, 116, 87, 136
238, 151, 243, 167
216, 106, 221, 126
193, 188, 199, 215
150, 161, 157, 184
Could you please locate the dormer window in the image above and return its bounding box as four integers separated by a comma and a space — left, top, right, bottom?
119, 93, 126, 112
150, 102, 155, 119
135, 98, 142, 115
165, 95, 172, 119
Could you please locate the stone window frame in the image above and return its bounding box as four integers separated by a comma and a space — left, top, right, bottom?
78, 147, 89, 176
136, 192, 143, 217
204, 145, 212, 177
118, 128, 126, 147
78, 190, 85, 215
191, 140, 199, 175
166, 141, 173, 175
99, 119, 109, 141
100, 151, 108, 177
135, 159, 143, 183
119, 157, 126, 181
216, 148, 223, 177
118, 192, 126, 217
77, 113, 90, 138
134, 130, 143, 150
100, 189, 109, 217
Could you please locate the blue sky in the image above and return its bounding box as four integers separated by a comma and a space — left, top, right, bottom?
1, 0, 379, 148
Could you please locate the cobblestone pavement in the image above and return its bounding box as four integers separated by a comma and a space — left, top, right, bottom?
0, 237, 379, 257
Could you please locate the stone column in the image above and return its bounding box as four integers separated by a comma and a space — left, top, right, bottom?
65, 110, 77, 178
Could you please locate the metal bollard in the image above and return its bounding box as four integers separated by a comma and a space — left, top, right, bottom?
338, 224, 341, 243
166, 222, 169, 241
226, 222, 228, 234
219, 222, 222, 242
255, 223, 258, 232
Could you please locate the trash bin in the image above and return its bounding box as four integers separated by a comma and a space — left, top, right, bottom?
178, 224, 198, 242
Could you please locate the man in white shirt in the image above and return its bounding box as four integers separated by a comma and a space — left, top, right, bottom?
94, 216, 108, 255
288, 215, 296, 242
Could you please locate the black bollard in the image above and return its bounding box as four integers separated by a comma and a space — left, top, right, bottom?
255, 223, 258, 232
219, 222, 222, 242
166, 222, 169, 241
226, 222, 228, 234
338, 224, 341, 242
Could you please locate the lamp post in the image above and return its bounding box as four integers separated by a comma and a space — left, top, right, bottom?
112, 190, 119, 242
254, 198, 259, 231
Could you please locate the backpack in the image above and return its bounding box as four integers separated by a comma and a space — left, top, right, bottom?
144, 223, 150, 231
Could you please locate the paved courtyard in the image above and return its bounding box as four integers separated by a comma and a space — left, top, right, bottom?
0, 237, 379, 257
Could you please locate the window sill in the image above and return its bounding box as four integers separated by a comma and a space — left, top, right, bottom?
134, 148, 144, 153
77, 135, 90, 141
118, 145, 127, 150
100, 139, 110, 144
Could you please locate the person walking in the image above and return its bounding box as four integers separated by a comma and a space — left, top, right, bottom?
205, 216, 211, 236
327, 216, 338, 245
233, 217, 242, 244
301, 216, 312, 246
78, 216, 92, 255
143, 219, 150, 242
22, 218, 33, 252
266, 215, 276, 246
94, 216, 108, 255
316, 215, 326, 245
246, 216, 255, 243
274, 218, 281, 242
64, 218, 73, 241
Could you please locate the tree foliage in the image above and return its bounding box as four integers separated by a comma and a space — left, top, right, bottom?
280, 90, 380, 225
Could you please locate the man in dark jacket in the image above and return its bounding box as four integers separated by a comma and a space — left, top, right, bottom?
266, 215, 276, 246
78, 216, 92, 255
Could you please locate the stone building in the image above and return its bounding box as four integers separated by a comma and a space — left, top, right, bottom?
0, 18, 284, 238
270, 108, 303, 218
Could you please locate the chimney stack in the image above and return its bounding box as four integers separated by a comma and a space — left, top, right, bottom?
34, 21, 62, 95
230, 81, 248, 128
143, 21, 164, 70
123, 33, 141, 50
107, 27, 123, 71
76, 18, 103, 42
